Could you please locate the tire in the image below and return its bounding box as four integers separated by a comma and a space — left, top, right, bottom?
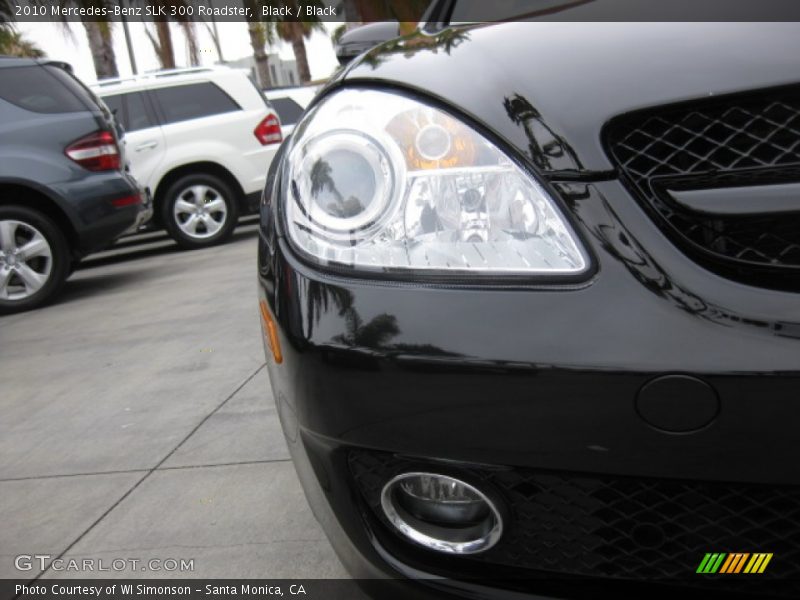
67, 258, 80, 277
161, 174, 239, 249
0, 205, 70, 315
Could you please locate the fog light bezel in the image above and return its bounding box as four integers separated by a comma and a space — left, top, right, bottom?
380, 471, 503, 554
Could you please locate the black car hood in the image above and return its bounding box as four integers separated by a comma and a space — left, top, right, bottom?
337, 22, 800, 176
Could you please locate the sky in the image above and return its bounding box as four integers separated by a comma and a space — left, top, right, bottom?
18, 20, 341, 85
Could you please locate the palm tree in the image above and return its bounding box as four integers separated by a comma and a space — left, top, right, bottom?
246, 20, 273, 89
241, 1, 274, 88
0, 28, 45, 58
275, 19, 322, 84
330, 23, 347, 46
146, 21, 176, 69
269, 1, 324, 84
249, 1, 323, 85
353, 0, 429, 32
333, 311, 400, 349
201, 19, 224, 63
310, 159, 337, 199
1, 0, 14, 30
81, 19, 118, 79
27, 0, 120, 79
145, 1, 203, 70
177, 21, 199, 66
304, 281, 353, 338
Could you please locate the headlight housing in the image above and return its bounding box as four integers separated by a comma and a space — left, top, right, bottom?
283, 89, 589, 279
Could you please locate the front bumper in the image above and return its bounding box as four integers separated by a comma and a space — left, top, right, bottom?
257, 180, 800, 598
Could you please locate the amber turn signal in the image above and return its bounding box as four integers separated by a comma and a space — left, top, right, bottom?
259, 300, 283, 364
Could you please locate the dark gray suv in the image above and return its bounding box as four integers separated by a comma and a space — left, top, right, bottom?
0, 57, 148, 314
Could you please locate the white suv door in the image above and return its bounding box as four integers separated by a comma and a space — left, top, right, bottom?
101, 90, 165, 193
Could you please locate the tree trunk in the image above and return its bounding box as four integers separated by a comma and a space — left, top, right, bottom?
342, 0, 360, 25
247, 22, 271, 89
205, 19, 224, 63
82, 20, 118, 80
354, 0, 382, 21
182, 22, 199, 66
353, 0, 427, 26
290, 26, 311, 84
155, 21, 175, 69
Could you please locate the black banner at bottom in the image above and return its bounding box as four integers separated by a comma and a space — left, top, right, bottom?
4, 581, 374, 600
4, 578, 800, 600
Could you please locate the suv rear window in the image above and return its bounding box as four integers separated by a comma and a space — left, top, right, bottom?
0, 65, 89, 113
269, 97, 304, 126
103, 92, 156, 132
151, 82, 240, 125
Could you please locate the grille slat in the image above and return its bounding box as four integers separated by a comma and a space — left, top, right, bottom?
605, 86, 800, 287
349, 449, 800, 587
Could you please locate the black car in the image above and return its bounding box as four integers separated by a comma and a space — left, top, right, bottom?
258, 21, 800, 599
0, 57, 147, 314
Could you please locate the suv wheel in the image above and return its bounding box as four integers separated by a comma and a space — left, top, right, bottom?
163, 174, 239, 249
0, 205, 70, 314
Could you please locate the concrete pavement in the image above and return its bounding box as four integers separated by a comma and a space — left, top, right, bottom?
0, 222, 349, 580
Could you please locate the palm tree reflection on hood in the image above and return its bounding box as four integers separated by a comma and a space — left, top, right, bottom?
334, 312, 400, 348
304, 280, 353, 339
360, 28, 472, 70
304, 281, 462, 360
304, 280, 400, 349
503, 93, 582, 172
309, 158, 366, 219
310, 159, 338, 200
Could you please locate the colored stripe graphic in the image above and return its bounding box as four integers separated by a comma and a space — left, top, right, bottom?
738, 553, 752, 573
698, 552, 773, 574
710, 553, 726, 573
744, 554, 760, 573
719, 553, 739, 573
744, 553, 774, 574
697, 553, 726, 573
719, 553, 736, 573
696, 553, 714, 573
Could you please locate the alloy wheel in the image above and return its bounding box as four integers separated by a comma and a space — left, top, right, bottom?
173, 184, 229, 240
0, 219, 53, 301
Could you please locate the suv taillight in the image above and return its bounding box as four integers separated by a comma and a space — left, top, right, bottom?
254, 115, 282, 145
65, 130, 121, 171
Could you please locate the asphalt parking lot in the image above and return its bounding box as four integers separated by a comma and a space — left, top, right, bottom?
0, 219, 349, 580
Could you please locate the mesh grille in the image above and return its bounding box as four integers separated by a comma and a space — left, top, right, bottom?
348, 449, 800, 589
605, 86, 800, 286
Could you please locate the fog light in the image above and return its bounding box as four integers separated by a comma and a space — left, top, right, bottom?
381, 472, 502, 554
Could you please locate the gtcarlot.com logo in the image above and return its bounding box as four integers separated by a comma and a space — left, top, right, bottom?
15, 554, 195, 573
697, 552, 773, 574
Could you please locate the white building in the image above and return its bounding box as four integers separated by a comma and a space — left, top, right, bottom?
225, 54, 300, 88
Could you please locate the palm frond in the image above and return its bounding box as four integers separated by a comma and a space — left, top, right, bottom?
0, 28, 45, 57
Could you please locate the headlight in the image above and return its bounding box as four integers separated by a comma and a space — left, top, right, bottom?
283, 89, 589, 277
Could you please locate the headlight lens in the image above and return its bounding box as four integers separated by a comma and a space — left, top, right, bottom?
284, 89, 588, 276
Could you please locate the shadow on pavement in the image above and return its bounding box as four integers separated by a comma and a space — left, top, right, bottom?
0, 220, 262, 316
56, 268, 165, 305
79, 219, 260, 271
50, 220, 261, 308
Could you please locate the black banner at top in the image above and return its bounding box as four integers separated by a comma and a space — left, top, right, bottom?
3, 0, 800, 23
